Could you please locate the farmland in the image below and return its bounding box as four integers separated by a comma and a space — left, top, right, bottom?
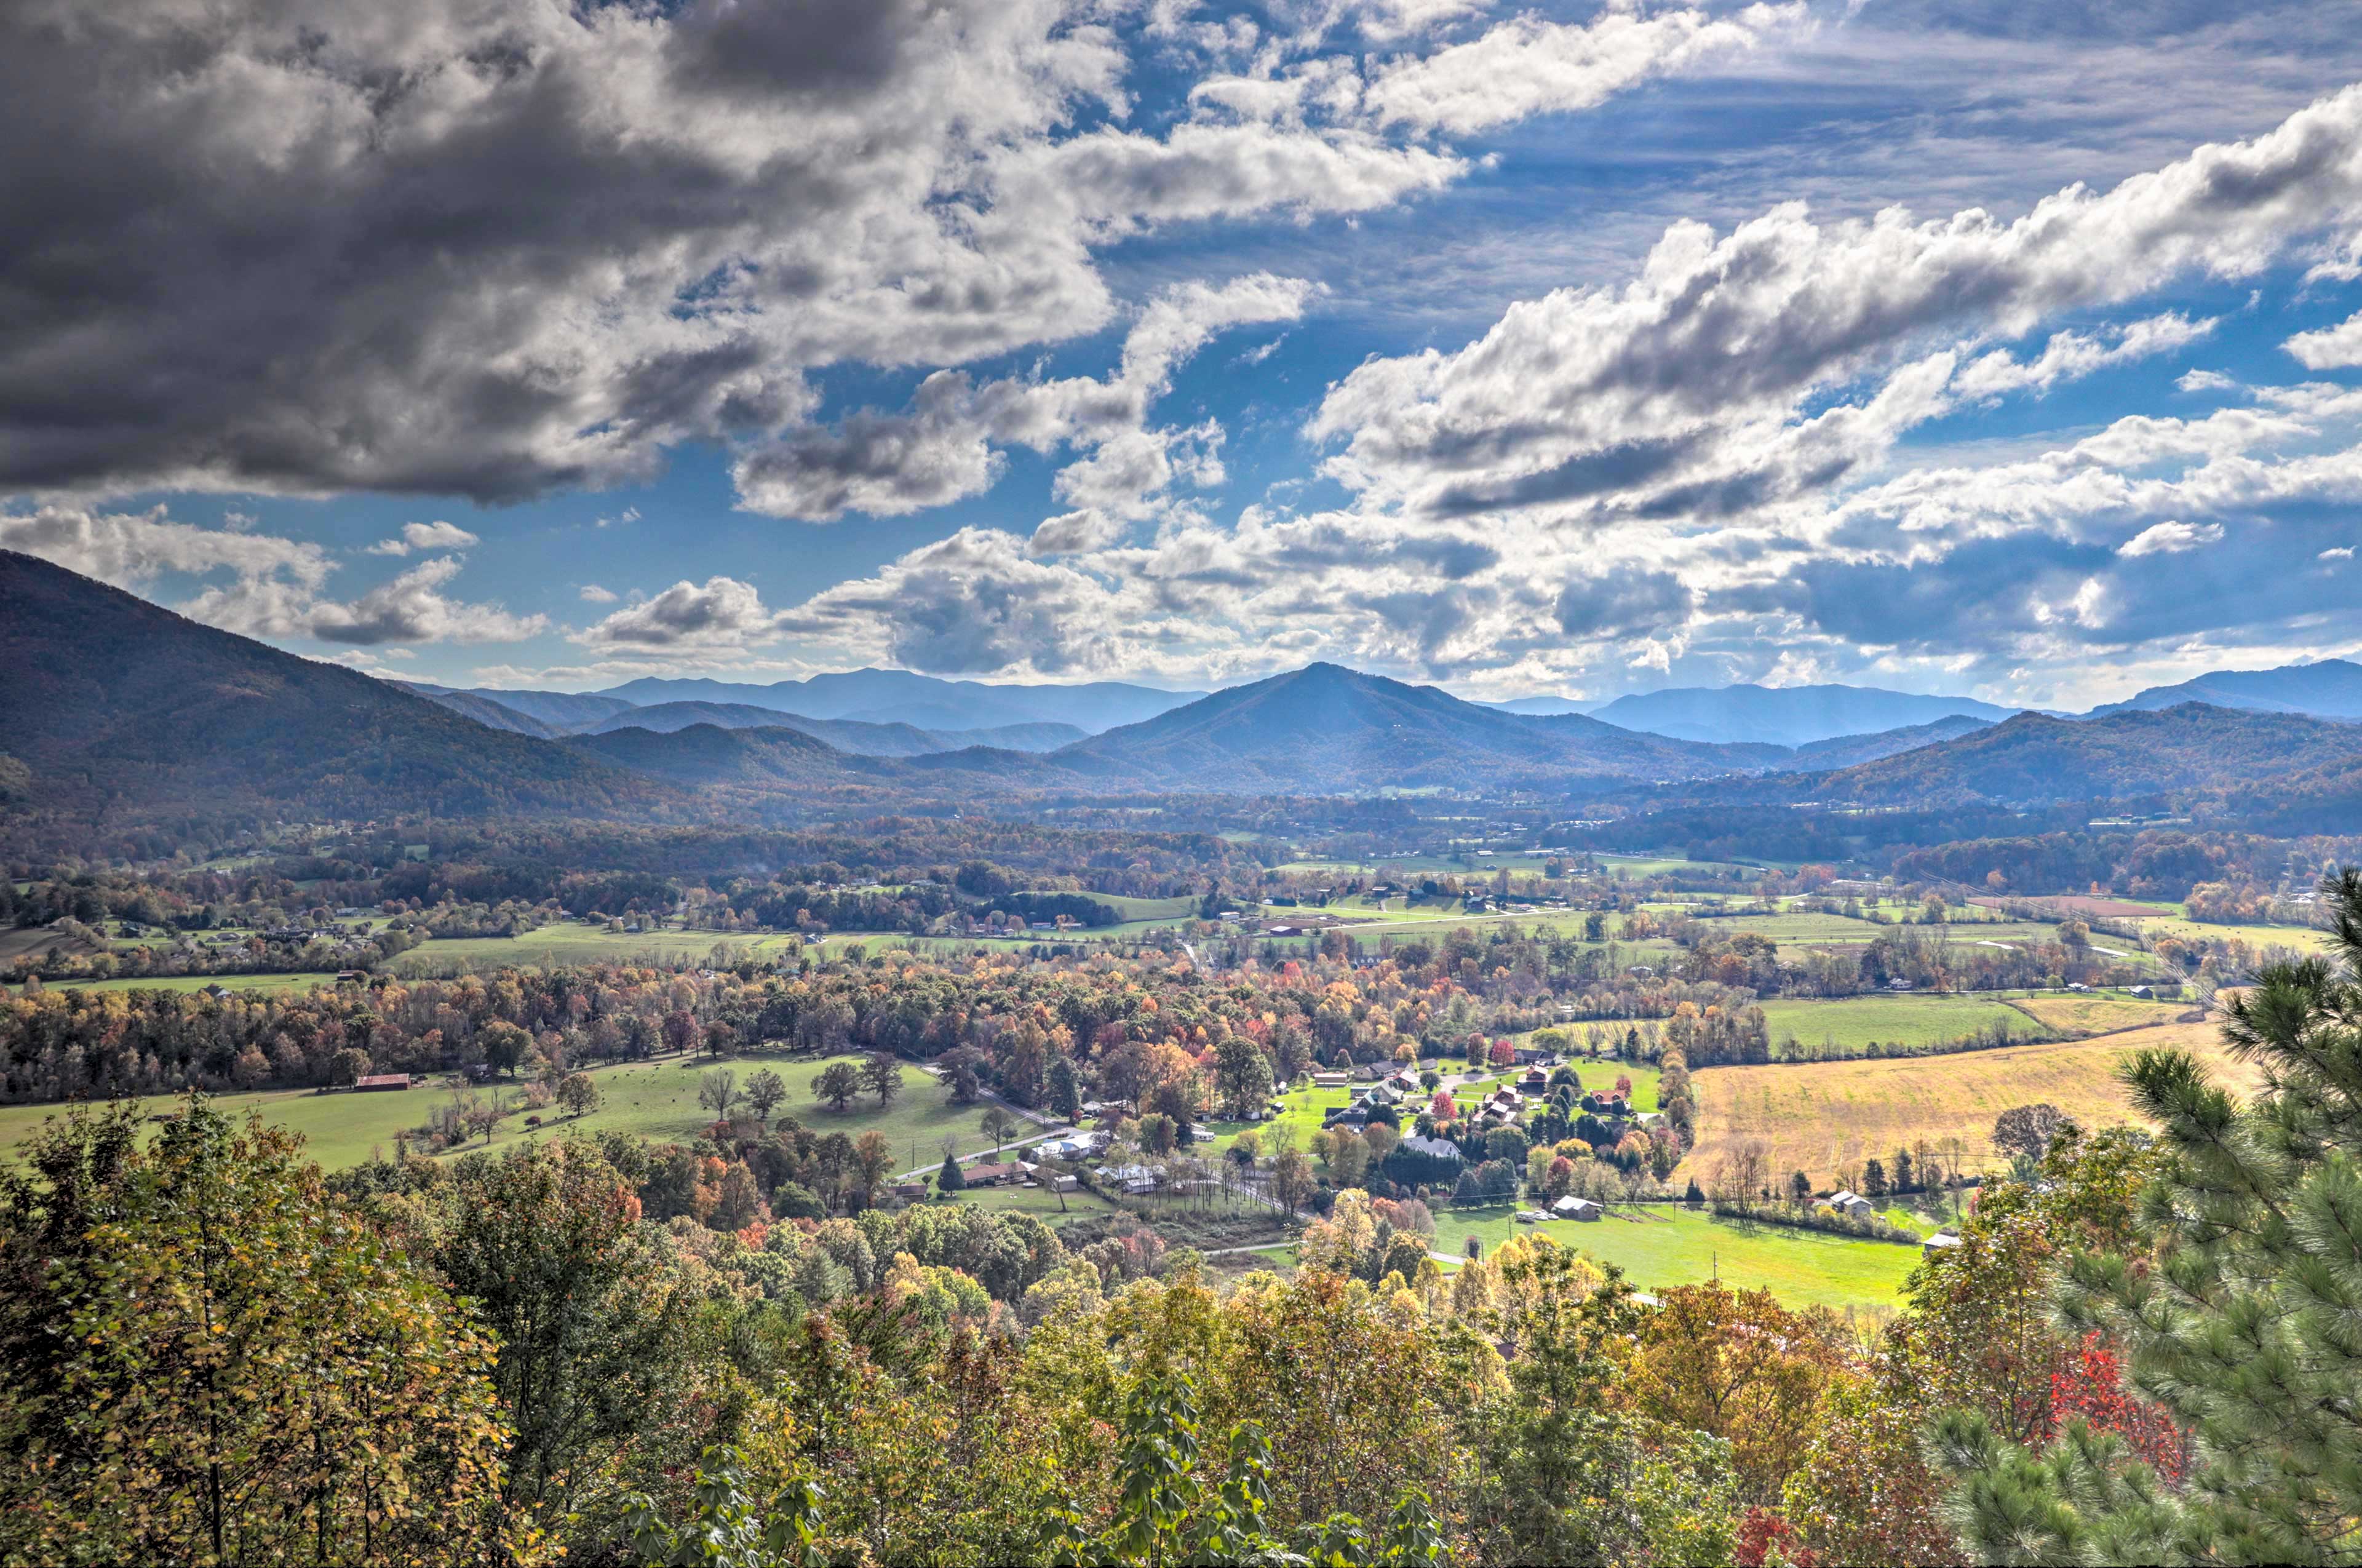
2006, 992, 2192, 1035
0, 1050, 1024, 1176
1677, 1021, 2267, 1187
15, 971, 345, 998
1756, 993, 2050, 1054
1428, 1203, 1922, 1311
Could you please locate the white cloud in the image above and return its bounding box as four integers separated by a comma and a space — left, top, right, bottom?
188, 555, 548, 646
576, 575, 784, 650
733, 273, 1321, 536
2177, 367, 2239, 392
367, 520, 483, 556
578, 584, 620, 603
2117, 519, 2225, 557
2324, 546, 2356, 560
1364, 2, 1806, 136
1954, 312, 2216, 400
2286, 308, 2362, 368
1310, 84, 2362, 528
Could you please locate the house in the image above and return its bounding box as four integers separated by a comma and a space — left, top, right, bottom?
354, 1073, 412, 1092
2128, 984, 2153, 998
1035, 1136, 1094, 1162
1517, 1067, 1549, 1094
1920, 1231, 1963, 1254
1311, 1071, 1351, 1089
1048, 1174, 1080, 1192
1096, 1162, 1159, 1195
962, 1162, 1024, 1187
1627, 965, 1655, 977
1887, 977, 1913, 992
335, 969, 367, 984
1398, 1134, 1465, 1164
200, 982, 231, 1000
891, 1182, 928, 1202
1819, 1190, 1874, 1220
1511, 1042, 1549, 1065
1218, 910, 1241, 923
1265, 924, 1302, 937
1551, 1195, 1602, 1221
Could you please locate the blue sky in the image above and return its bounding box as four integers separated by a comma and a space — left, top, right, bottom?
3, 0, 2360, 709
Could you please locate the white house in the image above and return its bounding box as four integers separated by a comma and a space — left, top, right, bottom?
1551, 1195, 1602, 1221
1819, 1190, 1874, 1220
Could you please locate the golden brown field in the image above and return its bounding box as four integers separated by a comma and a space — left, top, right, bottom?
1677, 1022, 2265, 1188
2006, 993, 2195, 1036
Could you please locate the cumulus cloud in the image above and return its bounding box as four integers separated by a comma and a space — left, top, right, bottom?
781, 528, 1148, 675
2286, 308, 2362, 368
2117, 519, 2226, 556
576, 576, 784, 650
367, 520, 482, 556
578, 584, 619, 603
0, 0, 1739, 510
1953, 312, 2217, 399
734, 273, 1321, 538
1, 502, 329, 593
1, 501, 543, 646
1553, 569, 1696, 638
189, 555, 548, 647
1364, 2, 1806, 135
1310, 84, 2362, 524
2323, 545, 2356, 560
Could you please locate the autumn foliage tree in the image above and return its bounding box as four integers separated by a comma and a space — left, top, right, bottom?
0, 1100, 521, 1565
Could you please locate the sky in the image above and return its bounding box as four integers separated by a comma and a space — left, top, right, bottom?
3, 0, 2361, 710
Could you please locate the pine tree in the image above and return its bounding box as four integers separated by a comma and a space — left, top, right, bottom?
937, 1152, 966, 1192
1936, 867, 2362, 1565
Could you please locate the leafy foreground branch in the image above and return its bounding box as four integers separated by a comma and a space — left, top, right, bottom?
629, 1379, 1447, 1568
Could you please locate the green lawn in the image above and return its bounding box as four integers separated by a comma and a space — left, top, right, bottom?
1757, 994, 2052, 1054
1433, 1203, 1923, 1310
944, 1184, 1120, 1218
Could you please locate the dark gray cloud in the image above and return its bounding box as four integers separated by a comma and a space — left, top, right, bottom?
1553, 568, 1695, 639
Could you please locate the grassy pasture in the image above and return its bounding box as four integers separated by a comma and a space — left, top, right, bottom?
1757, 994, 2050, 1054
1430, 1203, 1921, 1311
394, 925, 799, 973
18, 972, 346, 998
1678, 1021, 2266, 1188
0, 1051, 1008, 1175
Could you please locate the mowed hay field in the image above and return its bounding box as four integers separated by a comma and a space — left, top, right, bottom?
1678, 1022, 2267, 1187
2006, 992, 2193, 1035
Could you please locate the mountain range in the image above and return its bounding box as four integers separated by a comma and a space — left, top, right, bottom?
405, 688, 1084, 754
2086, 659, 2362, 720
9, 551, 2362, 851
1583, 683, 2026, 747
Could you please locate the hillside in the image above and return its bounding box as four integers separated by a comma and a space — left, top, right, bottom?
1048, 663, 1762, 793
563, 723, 864, 788
407, 684, 638, 730
2087, 658, 2362, 720
1589, 682, 2022, 746
598, 670, 1203, 734
575, 701, 1083, 755
1771, 714, 1993, 771
1799, 704, 2362, 806
0, 552, 678, 853
395, 683, 567, 738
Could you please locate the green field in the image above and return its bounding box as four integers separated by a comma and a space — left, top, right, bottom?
0, 1085, 439, 1170
0, 1051, 1028, 1176
1757, 994, 2051, 1054
1432, 1203, 1922, 1310
394, 926, 798, 973
15, 971, 345, 998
